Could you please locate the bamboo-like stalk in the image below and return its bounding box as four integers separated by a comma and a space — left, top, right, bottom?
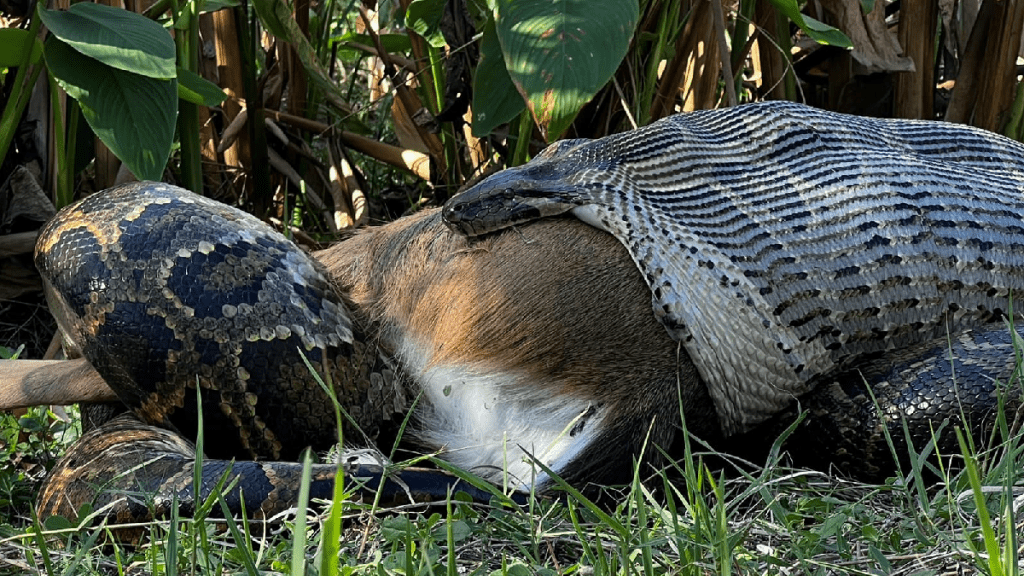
345, 157, 368, 227
217, 107, 248, 154
649, 2, 699, 120
894, 0, 937, 119
288, 0, 309, 118
176, 23, 203, 192
711, 0, 738, 107
754, 0, 787, 101
197, 14, 223, 193
214, 7, 249, 197
327, 141, 355, 229
238, 6, 272, 215
356, 4, 446, 176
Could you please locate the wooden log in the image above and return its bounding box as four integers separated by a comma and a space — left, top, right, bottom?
0, 231, 38, 259
0, 359, 117, 410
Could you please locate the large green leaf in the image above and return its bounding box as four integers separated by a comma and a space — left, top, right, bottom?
472, 18, 525, 137
494, 0, 638, 141
0, 29, 42, 68
45, 37, 177, 181
768, 0, 852, 48
40, 3, 176, 79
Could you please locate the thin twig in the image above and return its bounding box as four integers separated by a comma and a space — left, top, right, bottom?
711, 0, 738, 107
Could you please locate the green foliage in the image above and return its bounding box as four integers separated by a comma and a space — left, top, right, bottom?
0, 29, 42, 68
767, 0, 853, 48
407, 0, 852, 147
333, 32, 414, 57
493, 0, 639, 141
0, 344, 24, 359
406, 0, 448, 48
43, 36, 177, 183
0, 405, 81, 522
472, 18, 528, 137
40, 4, 178, 182
39, 3, 176, 79
176, 67, 228, 107
6, 412, 1024, 573
1, 2, 222, 190
0, 15, 45, 185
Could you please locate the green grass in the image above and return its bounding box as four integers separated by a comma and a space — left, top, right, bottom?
3, 346, 1024, 575
2, 411, 1023, 575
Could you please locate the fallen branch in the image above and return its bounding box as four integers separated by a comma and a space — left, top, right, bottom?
0, 359, 118, 410
0, 231, 38, 259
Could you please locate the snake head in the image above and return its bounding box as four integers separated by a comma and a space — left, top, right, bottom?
443, 160, 590, 237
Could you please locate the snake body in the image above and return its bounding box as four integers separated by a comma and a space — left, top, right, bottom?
35, 185, 679, 520
35, 102, 1024, 522
34, 182, 416, 521
35, 182, 402, 457
443, 101, 1024, 435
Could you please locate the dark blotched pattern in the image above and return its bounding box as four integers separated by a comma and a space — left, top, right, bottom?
35, 182, 387, 460
444, 101, 1024, 433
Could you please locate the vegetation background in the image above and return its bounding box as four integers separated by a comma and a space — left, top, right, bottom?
1, 0, 1024, 573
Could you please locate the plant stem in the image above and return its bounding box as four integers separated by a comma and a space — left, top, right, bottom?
240, 2, 272, 214
776, 10, 797, 101
513, 109, 533, 166
0, 6, 44, 174
176, 0, 203, 193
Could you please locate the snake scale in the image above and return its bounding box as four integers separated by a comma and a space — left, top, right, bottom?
443, 100, 1024, 435
32, 101, 1024, 524
33, 182, 505, 523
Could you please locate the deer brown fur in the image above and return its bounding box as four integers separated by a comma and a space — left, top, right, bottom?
5, 208, 718, 492
319, 208, 718, 489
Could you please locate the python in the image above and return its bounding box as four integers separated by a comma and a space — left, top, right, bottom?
8, 181, 712, 521
7, 104, 1024, 521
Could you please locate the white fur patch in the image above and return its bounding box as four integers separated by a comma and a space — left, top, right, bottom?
396, 336, 606, 492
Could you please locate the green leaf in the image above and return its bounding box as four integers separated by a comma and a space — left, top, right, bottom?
494, 0, 638, 141
472, 18, 525, 137
406, 0, 447, 48
0, 344, 24, 359
39, 3, 175, 79
0, 29, 42, 68
42, 515, 74, 531
177, 67, 227, 106
45, 37, 176, 182
199, 0, 241, 13
767, 0, 853, 48
250, 0, 289, 38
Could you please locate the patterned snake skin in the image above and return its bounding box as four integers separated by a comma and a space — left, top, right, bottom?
33, 102, 1024, 521
33, 182, 421, 521
443, 101, 1024, 435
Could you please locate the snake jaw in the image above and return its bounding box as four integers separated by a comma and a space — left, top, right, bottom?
442, 145, 599, 236
443, 186, 586, 236
443, 164, 592, 236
